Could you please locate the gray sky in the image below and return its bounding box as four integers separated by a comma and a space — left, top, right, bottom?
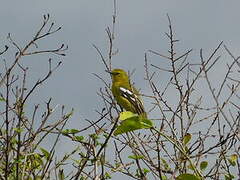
1, 0, 240, 117
1, 0, 240, 178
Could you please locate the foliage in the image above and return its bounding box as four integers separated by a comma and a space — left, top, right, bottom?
0, 14, 71, 180
0, 2, 239, 180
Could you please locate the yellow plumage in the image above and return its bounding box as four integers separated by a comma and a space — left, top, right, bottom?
108, 69, 147, 118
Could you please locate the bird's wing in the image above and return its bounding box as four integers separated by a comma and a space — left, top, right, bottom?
119, 86, 145, 115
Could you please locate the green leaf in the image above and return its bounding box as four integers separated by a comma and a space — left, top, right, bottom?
176, 174, 200, 180
61, 129, 80, 135
128, 155, 144, 160
40, 147, 50, 160
200, 161, 208, 171
225, 173, 235, 180
74, 136, 84, 142
104, 172, 111, 179
228, 154, 238, 166
69, 129, 80, 134
161, 158, 170, 170
161, 175, 168, 180
140, 118, 153, 128
27, 153, 44, 169
230, 154, 238, 161
143, 168, 150, 174
61, 129, 70, 135
35, 176, 42, 180
0, 97, 5, 101
183, 133, 192, 145
13, 128, 24, 133
114, 115, 153, 136
119, 111, 137, 120
89, 133, 99, 140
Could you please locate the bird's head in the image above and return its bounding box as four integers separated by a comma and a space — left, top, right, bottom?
106, 69, 129, 82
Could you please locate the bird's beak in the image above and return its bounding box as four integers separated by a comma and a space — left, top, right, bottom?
105, 70, 112, 74
106, 69, 118, 75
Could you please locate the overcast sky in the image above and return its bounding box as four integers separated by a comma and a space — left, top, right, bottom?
1, 0, 240, 117
1, 0, 240, 178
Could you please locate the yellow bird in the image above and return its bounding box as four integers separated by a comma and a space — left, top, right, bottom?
107, 69, 147, 118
